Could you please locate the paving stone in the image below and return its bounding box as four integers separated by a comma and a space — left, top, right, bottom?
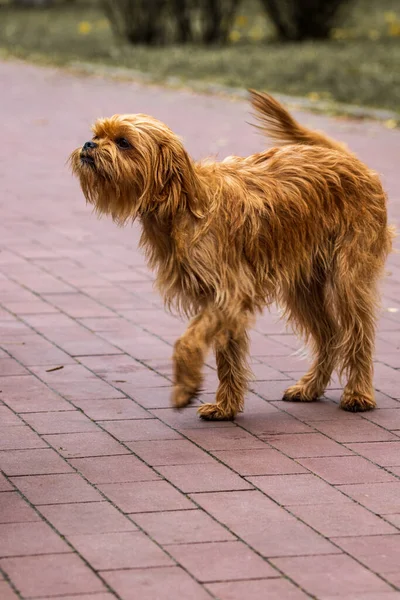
0, 448, 73, 475
102, 566, 212, 600
40, 502, 137, 535
206, 579, 309, 600
167, 541, 276, 582
11, 474, 102, 504
272, 554, 393, 597
68, 531, 173, 570
0, 554, 106, 597
100, 480, 195, 513
134, 509, 235, 544
69, 455, 160, 484
0, 521, 70, 557
298, 456, 396, 484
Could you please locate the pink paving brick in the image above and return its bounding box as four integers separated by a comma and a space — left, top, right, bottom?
100, 418, 181, 441
22, 410, 99, 434
0, 406, 22, 426
69, 455, 160, 484
167, 540, 276, 582
0, 521, 70, 557
321, 595, 400, 600
212, 448, 307, 476
43, 431, 130, 458
334, 534, 400, 574
298, 455, 397, 484
36, 595, 115, 600
0, 580, 19, 600
192, 490, 339, 557
307, 418, 398, 442
271, 398, 358, 421
267, 432, 352, 457
247, 473, 352, 505
365, 408, 400, 430
11, 473, 102, 504
127, 386, 175, 409
0, 492, 40, 523
345, 440, 400, 466
40, 502, 137, 535
99, 480, 195, 513
206, 578, 309, 600
31, 364, 125, 402
0, 375, 74, 412
102, 566, 212, 600
0, 554, 106, 597
338, 482, 400, 514
158, 462, 253, 493
290, 502, 396, 537
126, 439, 215, 466
134, 509, 235, 544
42, 292, 115, 318
250, 362, 291, 381
0, 472, 13, 491
0, 358, 28, 377
181, 426, 267, 450
237, 410, 313, 435
271, 554, 393, 597
3, 338, 76, 367
72, 397, 151, 420
0, 448, 73, 475
150, 407, 235, 430
0, 425, 47, 450
68, 531, 172, 570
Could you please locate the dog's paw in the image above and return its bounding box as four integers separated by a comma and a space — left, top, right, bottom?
171, 385, 197, 409
340, 391, 376, 412
197, 403, 236, 421
282, 384, 319, 403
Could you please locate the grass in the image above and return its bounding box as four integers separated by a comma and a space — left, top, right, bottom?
1, 0, 400, 114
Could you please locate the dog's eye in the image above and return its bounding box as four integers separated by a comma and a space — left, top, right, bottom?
116, 138, 131, 150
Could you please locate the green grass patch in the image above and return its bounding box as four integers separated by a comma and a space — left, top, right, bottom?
1, 0, 400, 113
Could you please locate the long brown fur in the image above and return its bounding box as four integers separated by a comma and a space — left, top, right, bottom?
70, 91, 394, 420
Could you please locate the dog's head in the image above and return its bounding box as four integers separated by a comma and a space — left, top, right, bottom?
69, 114, 198, 224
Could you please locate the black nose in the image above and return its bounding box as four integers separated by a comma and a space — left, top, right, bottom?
83, 141, 97, 151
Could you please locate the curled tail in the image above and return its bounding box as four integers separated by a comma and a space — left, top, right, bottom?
249, 89, 350, 155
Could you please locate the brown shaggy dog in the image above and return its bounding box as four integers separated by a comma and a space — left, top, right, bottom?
70, 91, 393, 420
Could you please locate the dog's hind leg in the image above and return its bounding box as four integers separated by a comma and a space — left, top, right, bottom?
171, 309, 220, 409
333, 271, 379, 412
198, 317, 251, 420
282, 276, 339, 403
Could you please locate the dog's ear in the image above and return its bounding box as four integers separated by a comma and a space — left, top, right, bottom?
155, 140, 201, 217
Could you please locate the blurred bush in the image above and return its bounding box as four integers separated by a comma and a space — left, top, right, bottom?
101, 0, 240, 45
260, 0, 349, 40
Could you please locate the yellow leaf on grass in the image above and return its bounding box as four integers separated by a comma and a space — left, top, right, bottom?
249, 27, 263, 41
384, 11, 397, 23
229, 30, 241, 43
388, 22, 400, 36
235, 15, 248, 28
368, 29, 380, 40
78, 21, 92, 35
308, 92, 320, 102
384, 119, 398, 129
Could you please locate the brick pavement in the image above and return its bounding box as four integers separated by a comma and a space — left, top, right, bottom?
0, 60, 400, 599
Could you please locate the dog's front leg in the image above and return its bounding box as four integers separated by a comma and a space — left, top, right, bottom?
198, 320, 251, 421
171, 309, 220, 409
